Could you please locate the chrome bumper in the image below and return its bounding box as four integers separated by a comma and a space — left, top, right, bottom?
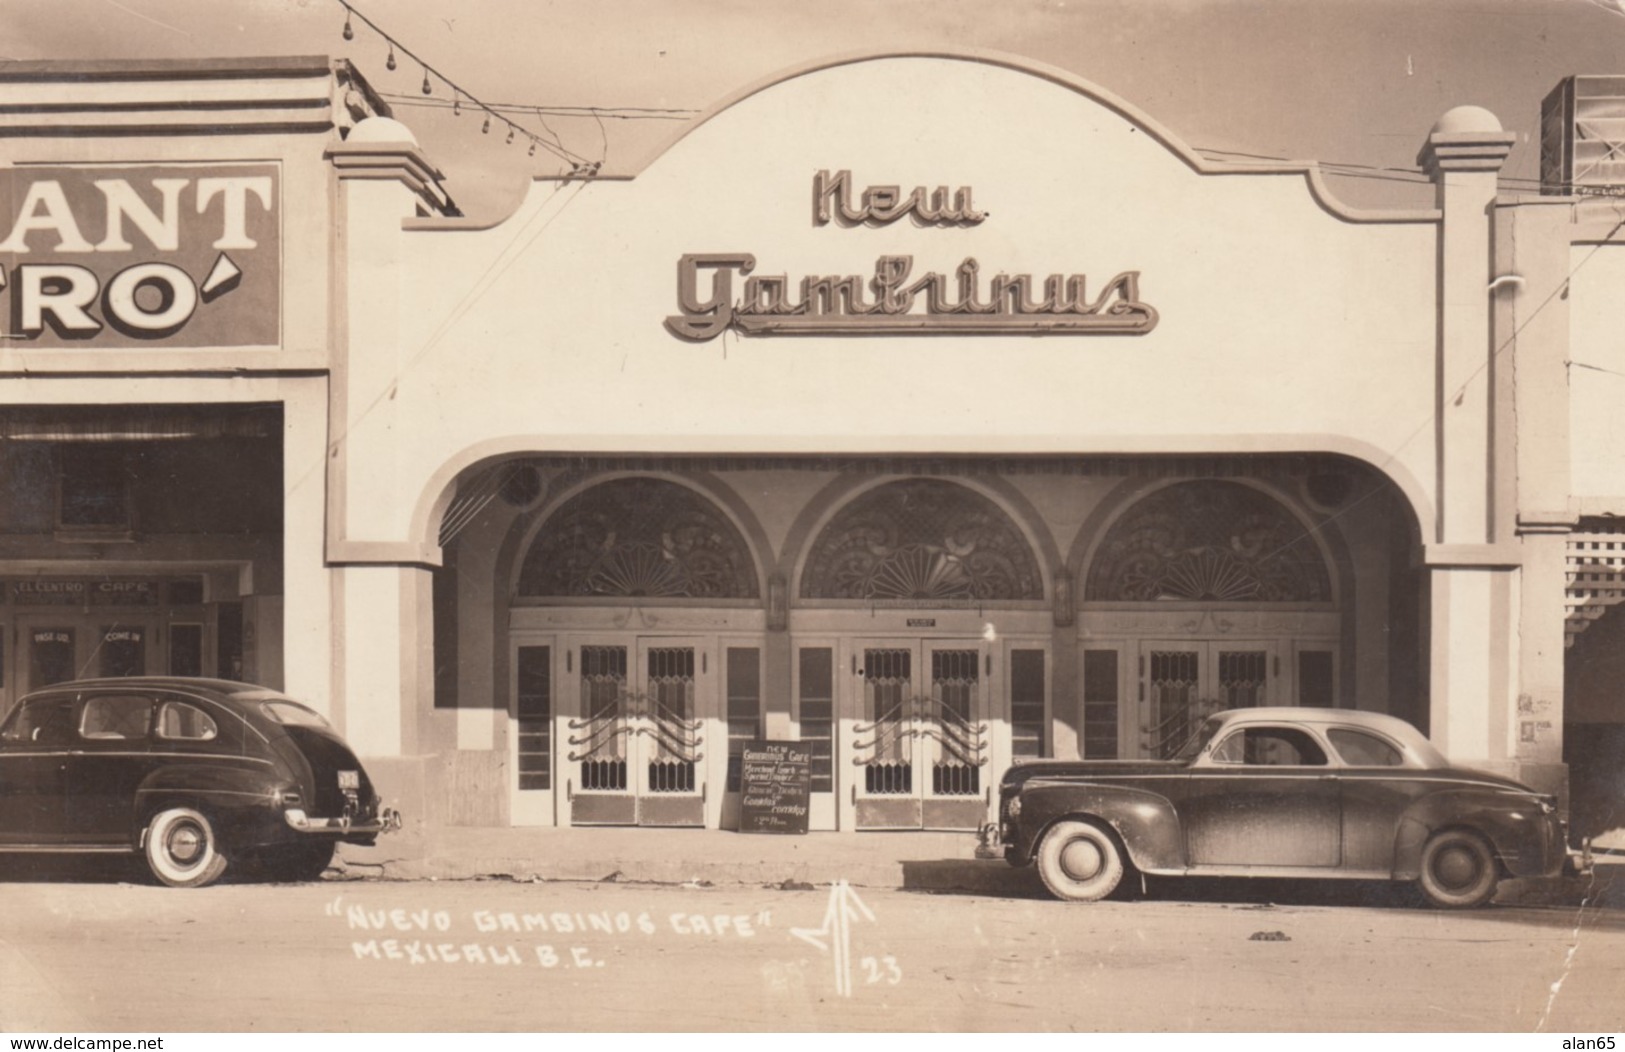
1565, 838, 1595, 878
284, 806, 403, 836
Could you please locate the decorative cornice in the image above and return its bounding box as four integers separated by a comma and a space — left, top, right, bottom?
1417, 131, 1516, 178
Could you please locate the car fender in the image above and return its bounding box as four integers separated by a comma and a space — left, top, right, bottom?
1392, 788, 1557, 879
1017, 780, 1185, 872
134, 762, 289, 850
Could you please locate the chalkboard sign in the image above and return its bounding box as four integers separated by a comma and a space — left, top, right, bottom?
738, 740, 812, 835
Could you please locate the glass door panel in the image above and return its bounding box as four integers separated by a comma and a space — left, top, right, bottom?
569, 643, 634, 824
922, 644, 990, 830
635, 641, 705, 826
1144, 645, 1202, 759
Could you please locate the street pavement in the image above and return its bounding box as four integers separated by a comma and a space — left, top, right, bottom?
328, 823, 1625, 910
2, 876, 1621, 1032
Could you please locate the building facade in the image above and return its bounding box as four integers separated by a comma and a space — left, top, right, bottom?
2, 52, 1619, 838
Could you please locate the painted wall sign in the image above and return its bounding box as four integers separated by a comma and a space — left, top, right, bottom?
665, 171, 1156, 341
10, 578, 163, 606
0, 164, 280, 348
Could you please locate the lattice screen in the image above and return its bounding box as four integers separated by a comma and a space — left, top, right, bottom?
1566, 525, 1625, 646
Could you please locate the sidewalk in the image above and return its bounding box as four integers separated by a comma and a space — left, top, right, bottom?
333, 823, 1625, 908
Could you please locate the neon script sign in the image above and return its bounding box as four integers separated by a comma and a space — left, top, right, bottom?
664, 170, 1156, 341
0, 164, 279, 348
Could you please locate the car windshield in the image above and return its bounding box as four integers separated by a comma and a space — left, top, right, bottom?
1171, 716, 1224, 762
260, 699, 332, 729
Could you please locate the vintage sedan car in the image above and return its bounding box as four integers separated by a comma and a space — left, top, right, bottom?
0, 677, 399, 887
980, 707, 1584, 908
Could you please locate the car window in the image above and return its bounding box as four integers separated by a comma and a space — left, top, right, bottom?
80, 695, 155, 741
1327, 728, 1404, 767
1, 698, 77, 746
261, 700, 331, 728
156, 701, 218, 742
1210, 726, 1328, 767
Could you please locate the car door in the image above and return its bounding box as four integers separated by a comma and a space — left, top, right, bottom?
1182, 723, 1342, 869
0, 695, 77, 844
61, 691, 158, 844
1324, 724, 1420, 873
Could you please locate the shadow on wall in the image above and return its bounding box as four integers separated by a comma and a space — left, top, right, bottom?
1564, 592, 1625, 844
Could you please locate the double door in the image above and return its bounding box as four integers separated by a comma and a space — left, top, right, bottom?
1140, 640, 1277, 758
538, 635, 718, 828
844, 638, 994, 830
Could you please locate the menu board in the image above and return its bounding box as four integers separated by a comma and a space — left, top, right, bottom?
738, 740, 812, 835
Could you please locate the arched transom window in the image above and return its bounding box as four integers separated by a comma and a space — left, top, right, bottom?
801, 479, 1044, 601
1085, 481, 1331, 603
517, 478, 758, 599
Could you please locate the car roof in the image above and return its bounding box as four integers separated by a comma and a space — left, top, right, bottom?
1208, 706, 1446, 766
17, 677, 296, 713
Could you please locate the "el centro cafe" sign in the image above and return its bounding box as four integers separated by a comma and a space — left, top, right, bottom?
665, 169, 1157, 341
0, 164, 279, 348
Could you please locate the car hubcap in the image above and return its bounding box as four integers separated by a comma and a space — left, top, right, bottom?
1060, 838, 1103, 881
167, 825, 203, 865
1434, 845, 1479, 889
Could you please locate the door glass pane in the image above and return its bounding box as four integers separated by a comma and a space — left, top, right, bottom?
1082, 649, 1119, 759
1147, 650, 1200, 759
645, 647, 697, 793
861, 648, 912, 794
516, 646, 551, 790
30, 628, 75, 688
797, 647, 834, 793
928, 649, 981, 796
99, 625, 145, 678
1298, 650, 1334, 707
725, 648, 761, 792
578, 645, 628, 790
169, 623, 203, 677
1218, 650, 1267, 708
1010, 649, 1046, 758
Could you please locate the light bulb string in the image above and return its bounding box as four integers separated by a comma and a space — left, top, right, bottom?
334, 0, 589, 166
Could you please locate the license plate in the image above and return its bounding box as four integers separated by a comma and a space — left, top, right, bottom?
337, 770, 360, 790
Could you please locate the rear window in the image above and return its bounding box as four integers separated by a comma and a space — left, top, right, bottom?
1327, 728, 1405, 767
260, 700, 331, 728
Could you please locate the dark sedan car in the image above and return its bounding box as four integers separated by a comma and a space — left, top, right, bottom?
979, 707, 1585, 908
0, 677, 399, 887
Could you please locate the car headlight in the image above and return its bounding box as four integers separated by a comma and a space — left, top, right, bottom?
1006, 796, 1022, 818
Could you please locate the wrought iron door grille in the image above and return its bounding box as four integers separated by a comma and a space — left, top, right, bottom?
648, 760, 696, 793
866, 761, 913, 794
1146, 650, 1201, 759
1219, 651, 1267, 708
932, 763, 979, 795
580, 759, 628, 791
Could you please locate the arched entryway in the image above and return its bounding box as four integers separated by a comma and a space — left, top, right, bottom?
1077, 479, 1343, 758
793, 477, 1050, 831
506, 475, 766, 829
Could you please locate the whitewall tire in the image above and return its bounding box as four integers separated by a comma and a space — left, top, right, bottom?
144, 807, 228, 888
1036, 819, 1125, 902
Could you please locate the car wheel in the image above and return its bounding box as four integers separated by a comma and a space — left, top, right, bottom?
1418, 829, 1499, 909
261, 841, 335, 883
1036, 819, 1125, 902
144, 808, 228, 888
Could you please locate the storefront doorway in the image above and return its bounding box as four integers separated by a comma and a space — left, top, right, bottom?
508, 632, 732, 829
842, 636, 993, 830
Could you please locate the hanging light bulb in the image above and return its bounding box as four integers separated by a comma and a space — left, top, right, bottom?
506, 125, 515, 145
342, 11, 354, 40
452, 93, 461, 116
527, 141, 536, 157
386, 44, 397, 72
481, 115, 490, 134
421, 68, 432, 95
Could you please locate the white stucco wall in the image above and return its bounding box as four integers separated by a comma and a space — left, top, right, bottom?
335, 54, 1441, 549
1568, 243, 1625, 502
